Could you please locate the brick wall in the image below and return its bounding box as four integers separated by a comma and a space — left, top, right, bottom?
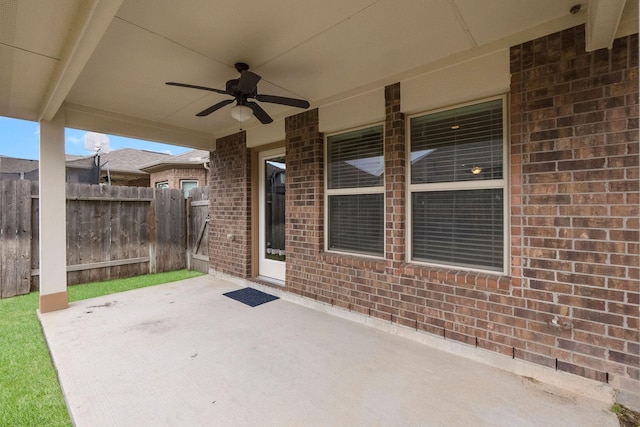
211, 26, 639, 403
108, 176, 149, 187
511, 26, 639, 399
150, 167, 208, 189
281, 26, 638, 398
384, 83, 406, 269
284, 109, 325, 297
209, 132, 252, 278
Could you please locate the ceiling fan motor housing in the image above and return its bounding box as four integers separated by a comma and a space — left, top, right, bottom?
226, 78, 256, 99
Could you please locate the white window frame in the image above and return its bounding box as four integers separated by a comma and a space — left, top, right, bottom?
180, 179, 199, 198
156, 181, 169, 189
407, 95, 510, 275
324, 123, 386, 259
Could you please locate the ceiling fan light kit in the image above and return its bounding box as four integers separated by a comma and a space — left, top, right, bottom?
230, 104, 253, 122
166, 63, 310, 124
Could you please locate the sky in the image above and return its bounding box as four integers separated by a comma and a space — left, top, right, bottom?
0, 116, 191, 160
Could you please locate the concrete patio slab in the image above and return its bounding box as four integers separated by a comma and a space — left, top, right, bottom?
39, 275, 618, 426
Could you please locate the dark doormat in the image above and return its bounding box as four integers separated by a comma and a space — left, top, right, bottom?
223, 287, 279, 307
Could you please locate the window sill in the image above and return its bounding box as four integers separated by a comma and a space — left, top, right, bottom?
400, 263, 512, 293
318, 253, 513, 292
320, 252, 386, 273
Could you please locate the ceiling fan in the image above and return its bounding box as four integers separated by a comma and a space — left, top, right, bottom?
166, 62, 310, 124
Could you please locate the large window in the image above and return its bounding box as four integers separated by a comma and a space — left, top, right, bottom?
326, 125, 384, 257
409, 98, 506, 272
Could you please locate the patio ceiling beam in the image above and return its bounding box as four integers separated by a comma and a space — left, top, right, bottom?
64, 103, 215, 150
585, 0, 626, 51
38, 0, 124, 122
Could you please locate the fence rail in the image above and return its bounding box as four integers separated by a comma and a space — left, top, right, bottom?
0, 181, 189, 298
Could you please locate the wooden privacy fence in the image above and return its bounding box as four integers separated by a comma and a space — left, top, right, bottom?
0, 180, 31, 298
0, 180, 187, 298
186, 186, 210, 274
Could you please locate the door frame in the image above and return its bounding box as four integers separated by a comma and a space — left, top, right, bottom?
255, 146, 286, 283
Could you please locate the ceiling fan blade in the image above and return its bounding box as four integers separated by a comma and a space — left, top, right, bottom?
255, 94, 310, 109
237, 71, 261, 93
196, 99, 234, 117
246, 101, 273, 124
166, 82, 228, 95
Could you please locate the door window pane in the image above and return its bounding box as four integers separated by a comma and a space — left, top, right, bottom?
265, 157, 285, 261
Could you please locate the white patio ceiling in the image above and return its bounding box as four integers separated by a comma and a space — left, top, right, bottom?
1, 0, 637, 150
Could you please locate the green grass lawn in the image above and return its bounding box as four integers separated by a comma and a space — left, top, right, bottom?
0, 269, 204, 427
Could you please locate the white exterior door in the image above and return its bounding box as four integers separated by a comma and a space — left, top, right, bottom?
258, 148, 286, 282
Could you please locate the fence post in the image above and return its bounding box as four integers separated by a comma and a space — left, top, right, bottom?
186, 192, 191, 270
17, 180, 32, 295
148, 188, 157, 274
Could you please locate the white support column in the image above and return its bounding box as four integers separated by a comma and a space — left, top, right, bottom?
38, 110, 68, 313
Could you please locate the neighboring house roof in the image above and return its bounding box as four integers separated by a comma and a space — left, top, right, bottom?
0, 149, 202, 182
0, 155, 38, 174
66, 148, 171, 175
140, 149, 209, 172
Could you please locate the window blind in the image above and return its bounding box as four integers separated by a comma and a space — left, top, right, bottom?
412, 189, 503, 270
410, 99, 503, 184
326, 124, 384, 256
328, 125, 384, 189
328, 194, 384, 256
409, 98, 505, 271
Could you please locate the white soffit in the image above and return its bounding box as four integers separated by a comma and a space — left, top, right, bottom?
319, 89, 385, 134
453, 0, 582, 46
115, 0, 380, 68
0, 0, 82, 58
39, 0, 125, 121
1, 0, 637, 146
0, 45, 57, 121
401, 50, 510, 115
65, 17, 234, 123
259, 0, 474, 102
245, 120, 286, 148
0, 0, 81, 120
